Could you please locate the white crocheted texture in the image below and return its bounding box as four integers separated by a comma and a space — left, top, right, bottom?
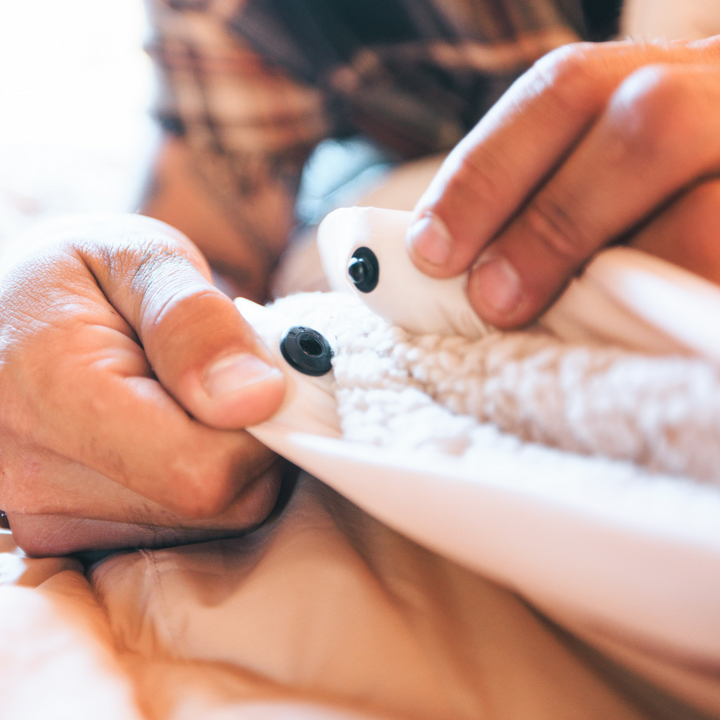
270, 292, 720, 484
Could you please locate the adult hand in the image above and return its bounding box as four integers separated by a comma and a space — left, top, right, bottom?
407, 36, 720, 327
0, 214, 286, 556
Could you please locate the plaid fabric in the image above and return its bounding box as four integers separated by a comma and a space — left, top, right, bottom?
145, 0, 604, 252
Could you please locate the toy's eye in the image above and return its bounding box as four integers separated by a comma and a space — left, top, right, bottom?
280, 326, 334, 376
348, 247, 379, 293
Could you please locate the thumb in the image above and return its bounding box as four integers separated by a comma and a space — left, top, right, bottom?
81, 215, 286, 429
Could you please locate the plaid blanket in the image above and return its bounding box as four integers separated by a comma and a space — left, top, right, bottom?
145, 0, 620, 253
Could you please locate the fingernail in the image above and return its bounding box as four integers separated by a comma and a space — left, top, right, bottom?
204, 353, 282, 398
407, 212, 452, 267
472, 254, 523, 315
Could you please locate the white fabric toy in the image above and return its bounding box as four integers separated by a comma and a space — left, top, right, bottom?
243, 206, 720, 481
238, 206, 720, 664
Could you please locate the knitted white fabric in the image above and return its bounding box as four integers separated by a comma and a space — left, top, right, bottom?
270, 291, 720, 484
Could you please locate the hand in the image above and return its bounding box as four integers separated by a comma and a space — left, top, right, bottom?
0, 214, 286, 556
407, 37, 720, 327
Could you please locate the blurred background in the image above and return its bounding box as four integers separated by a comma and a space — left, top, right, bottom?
0, 0, 154, 247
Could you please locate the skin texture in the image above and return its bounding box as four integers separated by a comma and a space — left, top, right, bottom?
6, 37, 720, 556
407, 37, 720, 327
0, 214, 286, 556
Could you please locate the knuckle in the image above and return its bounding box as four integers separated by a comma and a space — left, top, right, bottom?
145, 287, 228, 354
162, 445, 250, 519
451, 146, 508, 210
522, 197, 591, 264
165, 467, 236, 519
121, 254, 217, 339
163, 440, 273, 520
529, 42, 607, 114
76, 221, 203, 299
102, 241, 190, 291
610, 65, 709, 158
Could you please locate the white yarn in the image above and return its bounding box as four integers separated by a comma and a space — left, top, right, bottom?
270, 292, 720, 483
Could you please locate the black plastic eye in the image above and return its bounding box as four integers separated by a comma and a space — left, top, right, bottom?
280, 326, 334, 376
348, 246, 379, 293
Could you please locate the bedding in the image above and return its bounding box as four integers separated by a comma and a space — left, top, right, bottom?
1, 479, 713, 720
4, 199, 720, 719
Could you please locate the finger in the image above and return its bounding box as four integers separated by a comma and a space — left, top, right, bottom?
466, 64, 720, 327
77, 214, 286, 429
407, 38, 720, 280
8, 514, 249, 557
4, 451, 285, 556
0, 216, 283, 517
630, 178, 720, 285
6, 321, 281, 517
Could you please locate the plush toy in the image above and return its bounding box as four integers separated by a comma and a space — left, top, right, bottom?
235, 207, 720, 657
240, 206, 720, 483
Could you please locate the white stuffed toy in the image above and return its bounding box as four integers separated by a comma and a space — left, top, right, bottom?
233, 206, 720, 661
240, 206, 720, 482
